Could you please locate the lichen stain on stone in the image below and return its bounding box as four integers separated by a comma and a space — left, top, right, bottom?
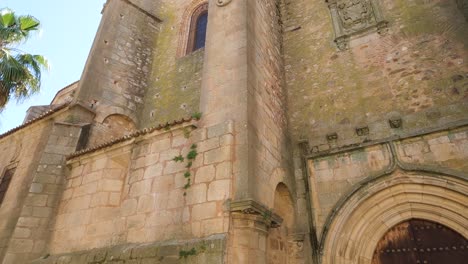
140, 2, 203, 127
283, 0, 468, 142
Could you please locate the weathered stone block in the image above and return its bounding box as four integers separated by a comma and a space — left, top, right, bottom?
186, 184, 207, 205
215, 162, 232, 179
195, 165, 215, 183
143, 163, 164, 179
192, 202, 217, 221
204, 147, 231, 165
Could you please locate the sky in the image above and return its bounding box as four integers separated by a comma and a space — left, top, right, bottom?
0, 0, 106, 133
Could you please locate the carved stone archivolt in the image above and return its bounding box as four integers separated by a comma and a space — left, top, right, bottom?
326, 0, 388, 50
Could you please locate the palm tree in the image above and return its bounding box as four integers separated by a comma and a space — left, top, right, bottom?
0, 8, 48, 109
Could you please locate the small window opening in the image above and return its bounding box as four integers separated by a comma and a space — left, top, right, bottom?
194, 11, 208, 51
186, 3, 209, 55
0, 168, 15, 206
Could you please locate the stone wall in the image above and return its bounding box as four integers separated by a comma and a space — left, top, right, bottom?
74, 0, 205, 142
74, 0, 160, 127
282, 0, 468, 147
246, 0, 293, 206
0, 105, 94, 264
307, 125, 468, 240
140, 0, 205, 126
47, 120, 234, 257
0, 121, 51, 263
87, 114, 137, 148
51, 82, 78, 105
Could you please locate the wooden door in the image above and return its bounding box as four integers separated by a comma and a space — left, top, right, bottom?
372, 219, 467, 264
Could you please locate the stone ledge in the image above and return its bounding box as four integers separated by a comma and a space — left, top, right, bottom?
31, 234, 226, 264
229, 199, 283, 227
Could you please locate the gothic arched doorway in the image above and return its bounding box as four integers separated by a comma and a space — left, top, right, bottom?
372, 219, 468, 264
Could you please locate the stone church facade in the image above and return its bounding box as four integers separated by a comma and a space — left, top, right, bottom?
0, 0, 467, 263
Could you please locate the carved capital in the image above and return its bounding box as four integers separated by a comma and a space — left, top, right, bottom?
229, 199, 283, 227
216, 0, 232, 7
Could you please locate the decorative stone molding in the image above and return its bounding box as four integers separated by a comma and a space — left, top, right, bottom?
326, 133, 338, 142
229, 199, 283, 227
326, 0, 388, 50
320, 171, 468, 264
457, 0, 468, 22
216, 0, 232, 7
298, 139, 310, 155
356, 126, 369, 136
389, 117, 402, 128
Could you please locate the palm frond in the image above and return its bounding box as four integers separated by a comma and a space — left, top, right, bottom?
0, 9, 15, 27
19, 15, 40, 32
0, 9, 41, 46
0, 9, 45, 109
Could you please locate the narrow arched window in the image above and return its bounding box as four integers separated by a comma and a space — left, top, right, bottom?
194, 12, 208, 50
186, 3, 209, 54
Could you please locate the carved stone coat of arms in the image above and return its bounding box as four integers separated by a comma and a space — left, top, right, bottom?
327, 0, 388, 50
337, 0, 374, 32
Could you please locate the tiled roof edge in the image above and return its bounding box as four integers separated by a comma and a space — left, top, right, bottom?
66, 117, 195, 160
50, 80, 79, 104
0, 103, 71, 140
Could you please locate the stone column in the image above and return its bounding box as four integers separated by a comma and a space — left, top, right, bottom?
200, 0, 250, 200
227, 199, 283, 264
200, 1, 294, 262
228, 213, 269, 264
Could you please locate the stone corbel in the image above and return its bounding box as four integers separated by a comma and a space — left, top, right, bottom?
377, 20, 389, 35
229, 199, 283, 228
216, 0, 232, 7
335, 35, 349, 51
288, 233, 306, 258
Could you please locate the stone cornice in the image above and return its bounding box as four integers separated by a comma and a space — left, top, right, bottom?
229, 199, 283, 227
0, 103, 73, 140
66, 117, 197, 160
